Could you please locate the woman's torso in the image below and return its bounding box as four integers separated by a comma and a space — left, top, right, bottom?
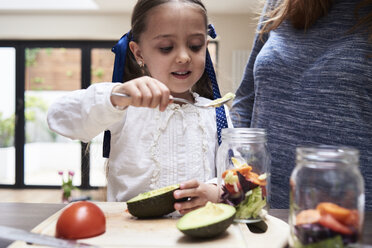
253, 0, 372, 208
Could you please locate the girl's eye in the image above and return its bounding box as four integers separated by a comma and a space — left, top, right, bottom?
160, 46, 173, 53
190, 45, 203, 52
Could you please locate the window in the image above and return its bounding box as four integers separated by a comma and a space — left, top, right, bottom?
24, 48, 82, 186
90, 48, 115, 187
0, 41, 115, 189
0, 47, 16, 185
0, 40, 218, 189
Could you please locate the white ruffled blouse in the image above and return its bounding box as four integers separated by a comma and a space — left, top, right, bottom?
47, 82, 231, 202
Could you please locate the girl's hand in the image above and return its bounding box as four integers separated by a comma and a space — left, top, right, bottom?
173, 179, 220, 215
110, 76, 171, 112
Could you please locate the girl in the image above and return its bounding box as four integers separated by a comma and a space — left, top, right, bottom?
47, 0, 231, 214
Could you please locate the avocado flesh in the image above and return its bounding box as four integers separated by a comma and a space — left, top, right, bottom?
127, 184, 180, 218
206, 92, 236, 107
177, 202, 236, 238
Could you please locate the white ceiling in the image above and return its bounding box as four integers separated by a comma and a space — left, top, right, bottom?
0, 0, 261, 14
94, 0, 260, 14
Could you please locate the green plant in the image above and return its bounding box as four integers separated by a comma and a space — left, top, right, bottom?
66, 70, 73, 77
58, 170, 78, 202
32, 77, 44, 84
0, 113, 15, 147
30, 86, 52, 91
25, 95, 48, 112
0, 95, 51, 147
25, 48, 40, 67
45, 48, 53, 56
24, 95, 47, 124
92, 68, 105, 79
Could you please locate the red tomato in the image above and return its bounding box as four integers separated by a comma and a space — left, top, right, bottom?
225, 183, 241, 195
56, 201, 106, 239
319, 214, 353, 235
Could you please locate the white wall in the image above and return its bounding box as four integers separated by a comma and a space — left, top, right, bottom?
209, 13, 258, 94
0, 13, 131, 40
0, 11, 260, 94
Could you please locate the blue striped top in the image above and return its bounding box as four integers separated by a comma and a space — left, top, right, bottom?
231, 0, 372, 209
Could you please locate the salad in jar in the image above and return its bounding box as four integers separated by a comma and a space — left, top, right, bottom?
293, 202, 360, 248
221, 157, 268, 222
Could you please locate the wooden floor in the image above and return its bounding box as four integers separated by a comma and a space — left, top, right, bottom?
0, 188, 106, 203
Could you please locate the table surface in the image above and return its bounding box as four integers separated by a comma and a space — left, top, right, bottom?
0, 202, 371, 247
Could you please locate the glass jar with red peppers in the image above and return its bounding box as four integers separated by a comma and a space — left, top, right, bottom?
216, 128, 271, 223
289, 145, 364, 248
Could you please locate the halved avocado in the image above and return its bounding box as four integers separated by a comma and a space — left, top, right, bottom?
177, 202, 236, 238
127, 184, 180, 218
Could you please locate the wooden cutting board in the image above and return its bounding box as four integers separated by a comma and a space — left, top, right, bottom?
9, 202, 289, 248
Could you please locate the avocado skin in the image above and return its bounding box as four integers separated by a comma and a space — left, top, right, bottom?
127, 188, 178, 218
176, 197, 188, 202
179, 214, 235, 238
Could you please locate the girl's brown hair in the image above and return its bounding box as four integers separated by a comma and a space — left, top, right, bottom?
259, 0, 372, 41
123, 0, 214, 99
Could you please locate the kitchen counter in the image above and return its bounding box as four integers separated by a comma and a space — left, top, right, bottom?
0, 202, 371, 247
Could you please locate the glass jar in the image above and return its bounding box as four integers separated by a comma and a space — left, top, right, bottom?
289, 145, 364, 248
216, 128, 271, 223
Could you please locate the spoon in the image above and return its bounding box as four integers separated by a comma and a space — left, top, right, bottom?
111, 92, 235, 109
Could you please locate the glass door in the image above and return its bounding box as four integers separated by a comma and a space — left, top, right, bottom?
0, 47, 16, 185
24, 47, 82, 186
89, 48, 114, 187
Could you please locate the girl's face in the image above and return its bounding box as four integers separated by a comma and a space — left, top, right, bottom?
129, 3, 208, 97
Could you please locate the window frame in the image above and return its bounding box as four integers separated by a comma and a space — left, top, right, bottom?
0, 40, 115, 189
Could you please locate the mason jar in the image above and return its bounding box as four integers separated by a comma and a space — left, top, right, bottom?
289, 145, 364, 248
216, 128, 271, 223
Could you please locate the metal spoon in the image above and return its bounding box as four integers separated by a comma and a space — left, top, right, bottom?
111, 92, 235, 109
